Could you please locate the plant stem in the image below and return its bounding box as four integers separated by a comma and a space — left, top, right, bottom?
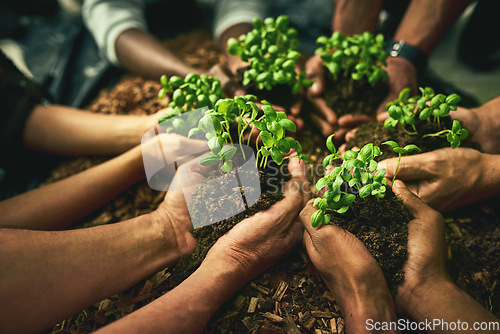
392, 154, 401, 187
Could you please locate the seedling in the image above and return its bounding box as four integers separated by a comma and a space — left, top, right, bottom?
383, 87, 469, 148
189, 95, 310, 173
227, 16, 312, 93
311, 138, 387, 227
315, 31, 388, 90
422, 120, 469, 149
382, 141, 420, 185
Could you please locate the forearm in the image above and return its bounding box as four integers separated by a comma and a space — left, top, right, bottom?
333, 0, 384, 35
22, 104, 154, 156
0, 146, 145, 230
0, 213, 175, 334
394, 0, 472, 55
403, 278, 498, 333
96, 256, 249, 333
115, 28, 201, 80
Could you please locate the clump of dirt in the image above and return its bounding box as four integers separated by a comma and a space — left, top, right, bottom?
330, 187, 411, 295
170, 162, 289, 286
346, 116, 481, 160
324, 72, 388, 117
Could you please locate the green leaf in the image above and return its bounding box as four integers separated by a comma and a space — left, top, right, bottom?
261, 104, 277, 122
451, 120, 461, 133
260, 131, 275, 148
403, 144, 420, 153
311, 210, 325, 228
419, 107, 432, 120
326, 134, 336, 153
208, 136, 222, 154
360, 143, 374, 163
279, 118, 297, 132
459, 129, 469, 140
323, 214, 331, 225
340, 194, 356, 206
187, 127, 201, 138
369, 159, 378, 172
220, 160, 233, 173
359, 184, 372, 198
221, 145, 237, 160
336, 206, 349, 214
253, 121, 266, 131
446, 93, 461, 105
316, 177, 329, 192
382, 140, 399, 149
200, 152, 221, 166
344, 150, 358, 160
398, 87, 411, 102
276, 139, 291, 153
270, 146, 284, 165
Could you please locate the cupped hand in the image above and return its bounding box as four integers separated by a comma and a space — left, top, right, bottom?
207, 64, 246, 97
299, 201, 390, 307
376, 57, 418, 122
205, 157, 310, 277
451, 96, 500, 154
390, 180, 448, 314
378, 148, 487, 212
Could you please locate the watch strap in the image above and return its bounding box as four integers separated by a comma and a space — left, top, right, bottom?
386, 39, 428, 73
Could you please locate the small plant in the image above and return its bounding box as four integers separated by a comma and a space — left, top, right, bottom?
384, 87, 469, 148
315, 31, 388, 89
189, 95, 310, 173
311, 137, 387, 227
382, 141, 420, 185
227, 16, 312, 93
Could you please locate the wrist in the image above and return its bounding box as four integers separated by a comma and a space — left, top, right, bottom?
386, 39, 428, 75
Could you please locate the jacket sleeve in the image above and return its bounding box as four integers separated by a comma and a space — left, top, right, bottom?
213, 0, 267, 41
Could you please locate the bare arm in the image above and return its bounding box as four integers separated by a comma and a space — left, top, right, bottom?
333, 0, 384, 35
219, 23, 252, 74
115, 28, 201, 80
22, 103, 159, 156
0, 145, 145, 230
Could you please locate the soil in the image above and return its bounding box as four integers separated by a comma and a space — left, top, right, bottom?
170, 164, 287, 286
331, 188, 411, 296
43, 30, 499, 334
346, 116, 481, 160
323, 71, 388, 117
235, 67, 299, 111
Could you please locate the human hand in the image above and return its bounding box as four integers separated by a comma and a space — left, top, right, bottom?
376, 57, 418, 122
207, 64, 246, 97
205, 157, 310, 277
305, 54, 374, 142
451, 96, 500, 154
390, 180, 448, 314
378, 148, 492, 212
300, 201, 398, 330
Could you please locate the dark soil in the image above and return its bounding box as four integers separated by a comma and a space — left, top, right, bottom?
331, 186, 411, 295
170, 163, 288, 286
346, 116, 481, 160
235, 67, 299, 111
324, 71, 388, 117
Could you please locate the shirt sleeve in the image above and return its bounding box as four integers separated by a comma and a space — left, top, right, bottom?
213, 0, 267, 41
82, 0, 147, 65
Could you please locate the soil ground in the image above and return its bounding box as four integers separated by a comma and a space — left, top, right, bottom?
46, 30, 499, 334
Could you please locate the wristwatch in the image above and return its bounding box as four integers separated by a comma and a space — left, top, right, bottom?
386, 39, 428, 73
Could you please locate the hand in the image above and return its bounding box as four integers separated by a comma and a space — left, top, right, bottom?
378, 148, 492, 212
207, 64, 246, 97
300, 201, 398, 331
376, 57, 418, 122
390, 180, 448, 314
205, 157, 310, 277
451, 96, 500, 154
305, 55, 374, 142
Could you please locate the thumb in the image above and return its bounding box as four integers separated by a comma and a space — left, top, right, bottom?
378, 155, 430, 181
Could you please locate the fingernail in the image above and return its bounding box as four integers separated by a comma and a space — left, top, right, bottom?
393, 180, 405, 188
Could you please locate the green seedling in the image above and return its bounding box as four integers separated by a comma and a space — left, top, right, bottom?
383, 87, 469, 148
382, 141, 420, 185
311, 139, 387, 228
189, 95, 310, 173
423, 119, 469, 149
227, 16, 312, 93
315, 31, 388, 90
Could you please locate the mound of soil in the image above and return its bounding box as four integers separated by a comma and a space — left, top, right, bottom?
324, 72, 388, 117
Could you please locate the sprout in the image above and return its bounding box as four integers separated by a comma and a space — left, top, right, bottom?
315, 31, 388, 87
382, 141, 420, 185
311, 139, 387, 227
227, 15, 312, 93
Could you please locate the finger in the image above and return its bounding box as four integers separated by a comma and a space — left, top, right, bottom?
338, 114, 374, 128
287, 156, 308, 181
392, 180, 442, 222
308, 96, 337, 125
309, 113, 334, 137
345, 128, 358, 143
338, 143, 347, 157
378, 155, 431, 181
376, 111, 389, 122
286, 115, 304, 134
290, 98, 303, 116
305, 55, 325, 96
333, 127, 349, 143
